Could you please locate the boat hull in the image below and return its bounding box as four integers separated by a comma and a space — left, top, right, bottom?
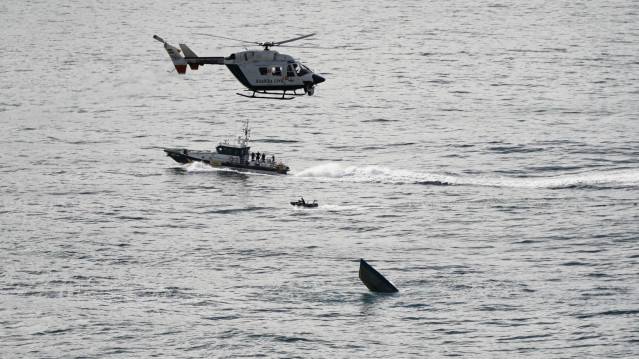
358, 258, 399, 293
164, 148, 289, 174
290, 201, 318, 208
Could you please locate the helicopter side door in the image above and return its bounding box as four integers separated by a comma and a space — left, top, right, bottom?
270, 65, 284, 85
286, 64, 297, 83
254, 64, 282, 87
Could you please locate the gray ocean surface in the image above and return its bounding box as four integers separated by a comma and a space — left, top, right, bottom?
2, 0, 639, 357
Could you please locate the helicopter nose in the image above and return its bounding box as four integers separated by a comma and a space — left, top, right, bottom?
312, 74, 325, 84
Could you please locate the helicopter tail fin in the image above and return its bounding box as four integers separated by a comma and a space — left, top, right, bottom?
154, 35, 188, 74
179, 44, 197, 58
179, 44, 200, 70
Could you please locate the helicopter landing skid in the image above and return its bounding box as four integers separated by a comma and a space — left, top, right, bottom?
236, 90, 307, 100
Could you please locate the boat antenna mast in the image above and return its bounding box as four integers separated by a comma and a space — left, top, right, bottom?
239, 119, 250, 147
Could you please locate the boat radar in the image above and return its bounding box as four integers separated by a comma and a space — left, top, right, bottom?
358, 258, 399, 293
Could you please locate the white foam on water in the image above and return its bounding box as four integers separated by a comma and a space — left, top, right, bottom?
488, 169, 639, 189
183, 161, 219, 172
296, 163, 639, 189
295, 163, 457, 185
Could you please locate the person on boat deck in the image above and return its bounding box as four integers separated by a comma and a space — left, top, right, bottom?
271, 155, 275, 163
251, 152, 255, 161
261, 153, 266, 162
300, 197, 305, 204
256, 152, 260, 162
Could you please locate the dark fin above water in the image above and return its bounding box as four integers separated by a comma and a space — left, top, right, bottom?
358, 258, 399, 293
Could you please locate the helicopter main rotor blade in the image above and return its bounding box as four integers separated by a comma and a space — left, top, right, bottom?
201, 34, 257, 45
278, 44, 347, 50
273, 33, 316, 46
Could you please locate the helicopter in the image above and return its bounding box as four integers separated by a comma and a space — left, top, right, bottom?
153, 33, 325, 100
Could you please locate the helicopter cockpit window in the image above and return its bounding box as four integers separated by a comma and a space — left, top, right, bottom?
271, 66, 282, 76
259, 67, 268, 75
286, 65, 295, 77
297, 63, 310, 76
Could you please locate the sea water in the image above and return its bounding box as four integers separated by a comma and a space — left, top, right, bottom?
1, 0, 638, 357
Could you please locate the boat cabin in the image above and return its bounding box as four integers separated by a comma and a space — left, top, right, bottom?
216, 145, 249, 157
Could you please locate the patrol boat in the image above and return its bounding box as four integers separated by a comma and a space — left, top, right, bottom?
164, 120, 290, 174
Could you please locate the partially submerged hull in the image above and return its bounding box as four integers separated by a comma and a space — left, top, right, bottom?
164, 148, 289, 174
358, 258, 398, 293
